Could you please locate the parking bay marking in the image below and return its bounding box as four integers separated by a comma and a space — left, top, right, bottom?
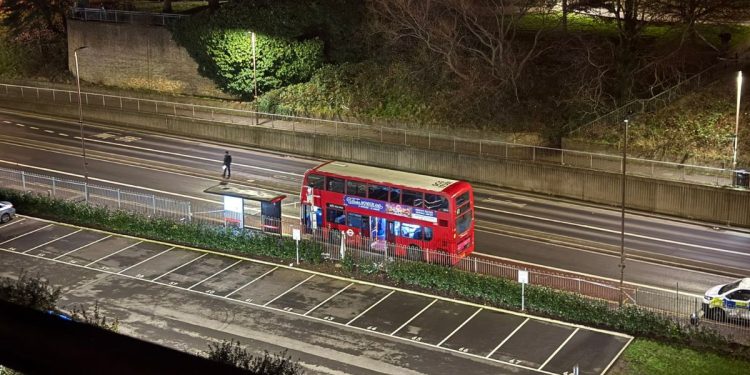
21, 229, 82, 254
263, 274, 316, 308
0, 224, 53, 246
224, 266, 279, 299
486, 318, 530, 359
390, 299, 438, 337
346, 290, 395, 329
84, 241, 144, 267
539, 327, 579, 371
187, 259, 242, 290
303, 282, 354, 316
436, 307, 483, 347
152, 253, 208, 282
52, 235, 113, 261
117, 247, 174, 274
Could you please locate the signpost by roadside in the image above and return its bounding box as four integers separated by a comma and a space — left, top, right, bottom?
518, 269, 529, 311
293, 228, 301, 265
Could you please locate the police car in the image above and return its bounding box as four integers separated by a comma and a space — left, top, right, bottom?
702, 278, 750, 322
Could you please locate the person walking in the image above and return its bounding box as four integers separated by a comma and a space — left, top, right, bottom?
222, 151, 232, 178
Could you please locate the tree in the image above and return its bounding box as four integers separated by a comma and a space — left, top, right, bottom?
0, 0, 74, 37
206, 340, 303, 375
208, 0, 220, 13
367, 0, 556, 102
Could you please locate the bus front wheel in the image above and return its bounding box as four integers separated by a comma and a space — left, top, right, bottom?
407, 245, 421, 261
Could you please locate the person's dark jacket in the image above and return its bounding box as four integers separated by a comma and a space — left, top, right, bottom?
223, 154, 232, 166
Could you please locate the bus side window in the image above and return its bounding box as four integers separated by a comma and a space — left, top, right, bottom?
307, 174, 325, 190
402, 190, 423, 207
326, 208, 345, 224
346, 180, 367, 197
400, 223, 422, 240
368, 185, 389, 201
423, 227, 433, 241
390, 188, 401, 204
326, 177, 345, 193
425, 194, 448, 212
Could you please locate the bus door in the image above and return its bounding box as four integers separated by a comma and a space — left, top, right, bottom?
386, 220, 403, 257
301, 205, 322, 232
369, 217, 387, 252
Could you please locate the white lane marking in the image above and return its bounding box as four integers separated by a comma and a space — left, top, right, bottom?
59, 133, 69, 137
79, 136, 303, 177
44, 130, 54, 134
263, 274, 315, 307
390, 298, 438, 336
15, 123, 24, 127
29, 126, 39, 130
476, 205, 750, 257
347, 290, 395, 326
473, 231, 710, 298
224, 266, 279, 298
22, 229, 82, 254
118, 247, 174, 274
304, 282, 353, 316
539, 327, 579, 370
187, 259, 242, 290
52, 234, 112, 260
0, 246, 561, 375
0, 224, 53, 245
152, 253, 207, 281
483, 198, 527, 208
486, 318, 529, 358
84, 241, 143, 267
2, 120, 10, 124
437, 307, 483, 347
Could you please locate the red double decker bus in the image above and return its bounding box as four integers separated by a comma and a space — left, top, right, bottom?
300, 161, 474, 264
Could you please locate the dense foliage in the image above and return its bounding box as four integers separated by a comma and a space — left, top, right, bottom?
207, 340, 303, 375
170, 0, 365, 100
0, 271, 60, 312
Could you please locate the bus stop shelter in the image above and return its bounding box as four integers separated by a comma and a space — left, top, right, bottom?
204, 183, 286, 234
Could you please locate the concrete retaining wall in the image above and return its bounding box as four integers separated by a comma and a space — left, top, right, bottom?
2, 96, 748, 227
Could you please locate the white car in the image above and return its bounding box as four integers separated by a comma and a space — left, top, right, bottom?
702, 278, 750, 321
0, 201, 16, 224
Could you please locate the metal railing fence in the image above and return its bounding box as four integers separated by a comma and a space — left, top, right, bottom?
0, 82, 740, 187
1, 167, 747, 338
69, 7, 186, 26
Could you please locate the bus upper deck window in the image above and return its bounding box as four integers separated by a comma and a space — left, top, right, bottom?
402, 190, 423, 207
368, 185, 389, 201
307, 174, 325, 190
390, 188, 401, 204
327, 177, 345, 193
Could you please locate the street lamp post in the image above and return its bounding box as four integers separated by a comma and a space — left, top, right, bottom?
618, 119, 628, 307
732, 71, 743, 185
74, 46, 89, 187
251, 32, 258, 126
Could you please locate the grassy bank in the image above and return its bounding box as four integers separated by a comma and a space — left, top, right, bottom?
612, 339, 750, 374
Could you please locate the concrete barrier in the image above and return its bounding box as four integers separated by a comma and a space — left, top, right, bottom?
1, 96, 748, 228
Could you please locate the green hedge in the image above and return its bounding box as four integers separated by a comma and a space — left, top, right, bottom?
0, 189, 322, 264
3, 188, 748, 360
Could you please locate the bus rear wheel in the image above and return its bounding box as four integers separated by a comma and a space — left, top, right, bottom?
407, 245, 421, 261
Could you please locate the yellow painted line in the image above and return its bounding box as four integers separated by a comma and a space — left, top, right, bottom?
18, 214, 632, 339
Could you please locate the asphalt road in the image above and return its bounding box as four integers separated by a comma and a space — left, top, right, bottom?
0, 110, 748, 296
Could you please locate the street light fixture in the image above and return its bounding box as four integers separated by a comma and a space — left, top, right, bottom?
618, 119, 628, 307
74, 46, 89, 187
732, 71, 743, 185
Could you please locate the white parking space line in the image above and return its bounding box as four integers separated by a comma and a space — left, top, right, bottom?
303, 283, 354, 316
52, 235, 112, 260
187, 259, 242, 290
21, 229, 82, 254
117, 247, 174, 274
486, 318, 529, 359
390, 299, 438, 336
0, 224, 53, 245
224, 266, 279, 298
0, 218, 27, 228
263, 274, 316, 307
84, 241, 143, 267
346, 290, 395, 326
437, 307, 483, 347
152, 253, 207, 281
538, 327, 579, 371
